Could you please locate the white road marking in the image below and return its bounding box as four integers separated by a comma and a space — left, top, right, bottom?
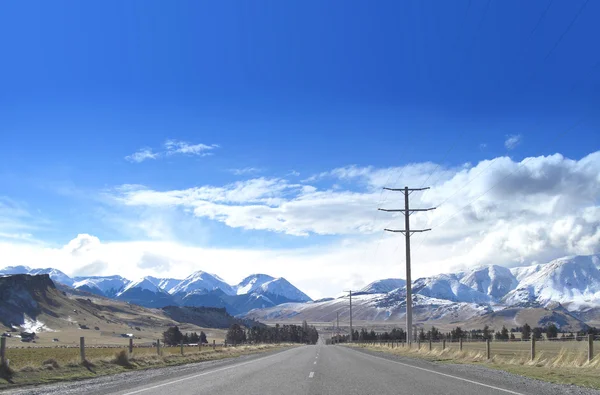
122, 347, 302, 395
349, 349, 525, 395
309, 372, 315, 378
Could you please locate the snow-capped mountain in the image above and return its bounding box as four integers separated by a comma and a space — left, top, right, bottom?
146, 276, 182, 293
170, 271, 235, 296
72, 275, 130, 298
0, 265, 33, 275
244, 291, 491, 323
234, 274, 311, 302
360, 278, 406, 294
235, 274, 275, 295
0, 266, 74, 287
255, 277, 312, 302
503, 255, 600, 308
116, 277, 175, 308
460, 265, 518, 300
412, 273, 491, 303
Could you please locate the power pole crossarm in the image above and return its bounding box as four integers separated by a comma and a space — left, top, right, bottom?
379, 186, 434, 346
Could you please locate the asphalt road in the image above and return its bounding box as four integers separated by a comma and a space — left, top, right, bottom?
6, 344, 600, 395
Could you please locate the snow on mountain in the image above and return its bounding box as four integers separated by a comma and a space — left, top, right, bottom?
118, 277, 163, 295
244, 291, 490, 323
511, 264, 543, 282
29, 268, 74, 287
170, 271, 235, 296
360, 278, 406, 294
0, 265, 32, 275
0, 266, 74, 286
116, 276, 175, 308
256, 277, 312, 302
460, 265, 518, 300
234, 274, 276, 295
146, 276, 182, 293
503, 255, 600, 308
72, 275, 130, 298
412, 273, 491, 303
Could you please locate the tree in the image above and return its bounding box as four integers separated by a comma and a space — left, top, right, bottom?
522, 324, 531, 341
482, 325, 491, 340
200, 331, 208, 344
418, 328, 426, 341
510, 333, 515, 340
500, 326, 509, 341
546, 324, 558, 339
451, 326, 464, 340
163, 326, 183, 346
532, 327, 543, 340
226, 324, 246, 344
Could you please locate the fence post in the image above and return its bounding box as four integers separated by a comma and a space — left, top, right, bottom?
213, 340, 216, 350
0, 337, 6, 366
429, 339, 432, 351
589, 334, 594, 362
199, 342, 202, 352
442, 339, 446, 350
459, 338, 463, 351
157, 339, 161, 356
129, 338, 133, 354
531, 337, 536, 361
417, 339, 421, 350
180, 339, 184, 355
80, 337, 86, 363
486, 339, 491, 360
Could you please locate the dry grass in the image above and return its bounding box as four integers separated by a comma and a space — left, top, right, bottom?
0, 343, 292, 389
352, 341, 600, 389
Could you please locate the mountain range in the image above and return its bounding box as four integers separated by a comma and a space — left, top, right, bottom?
0, 266, 311, 315
3, 254, 600, 330
244, 255, 600, 331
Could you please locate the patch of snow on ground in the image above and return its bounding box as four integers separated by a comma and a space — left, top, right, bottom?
21, 316, 54, 332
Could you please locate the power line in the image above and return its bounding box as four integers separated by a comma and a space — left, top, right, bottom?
530, 0, 555, 35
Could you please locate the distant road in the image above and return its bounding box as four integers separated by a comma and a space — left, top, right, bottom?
5, 344, 600, 395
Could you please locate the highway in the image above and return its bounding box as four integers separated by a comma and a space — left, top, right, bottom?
6, 344, 599, 395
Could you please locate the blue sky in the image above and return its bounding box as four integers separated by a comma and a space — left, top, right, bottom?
1, 1, 599, 297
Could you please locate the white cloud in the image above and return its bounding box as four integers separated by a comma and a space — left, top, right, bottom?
164, 140, 219, 156
230, 167, 262, 175
125, 148, 158, 163
3, 151, 600, 299
125, 141, 219, 163
504, 134, 522, 150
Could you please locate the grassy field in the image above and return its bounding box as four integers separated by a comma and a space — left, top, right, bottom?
0, 343, 291, 389
351, 341, 600, 389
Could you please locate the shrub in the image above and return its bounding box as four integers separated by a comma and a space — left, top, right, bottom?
42, 358, 60, 369
112, 350, 133, 368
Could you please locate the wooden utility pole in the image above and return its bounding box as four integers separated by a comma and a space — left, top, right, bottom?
379, 186, 435, 346
336, 312, 339, 342
344, 290, 354, 343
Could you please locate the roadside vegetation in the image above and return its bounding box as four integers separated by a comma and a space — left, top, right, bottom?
0, 321, 319, 389
351, 339, 600, 389
0, 343, 291, 388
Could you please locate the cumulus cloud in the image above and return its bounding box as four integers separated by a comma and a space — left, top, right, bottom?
504, 134, 522, 150
110, 151, 600, 271
125, 148, 158, 163
63, 234, 101, 255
